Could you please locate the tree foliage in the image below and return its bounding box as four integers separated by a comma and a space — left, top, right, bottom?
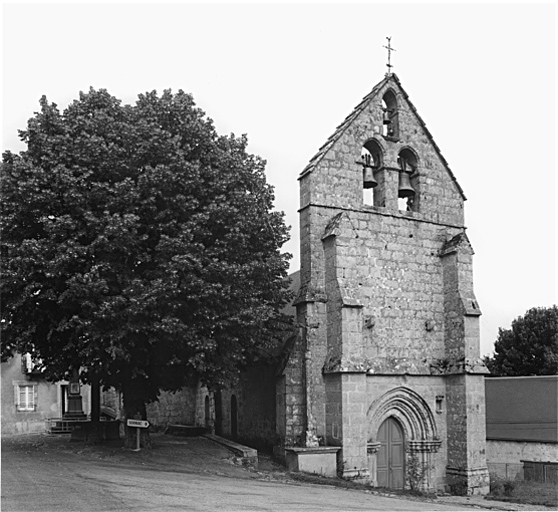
1, 88, 292, 419
484, 306, 558, 376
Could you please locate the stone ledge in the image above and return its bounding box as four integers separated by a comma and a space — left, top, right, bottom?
204, 433, 258, 468
166, 424, 209, 437
285, 446, 341, 455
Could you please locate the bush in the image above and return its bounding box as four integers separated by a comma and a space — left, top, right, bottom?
489, 476, 515, 498
490, 479, 504, 496
503, 481, 515, 496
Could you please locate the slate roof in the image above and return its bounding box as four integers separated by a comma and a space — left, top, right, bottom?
299, 73, 466, 201
485, 375, 558, 443
281, 270, 300, 319
440, 232, 474, 256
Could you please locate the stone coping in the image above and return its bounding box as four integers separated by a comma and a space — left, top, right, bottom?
203, 433, 257, 459
284, 446, 341, 455
166, 424, 208, 437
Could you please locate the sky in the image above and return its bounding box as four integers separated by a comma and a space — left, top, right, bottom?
2, 1, 556, 357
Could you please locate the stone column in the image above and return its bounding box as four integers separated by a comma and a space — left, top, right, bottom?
367, 442, 382, 486
64, 369, 86, 420
441, 233, 489, 495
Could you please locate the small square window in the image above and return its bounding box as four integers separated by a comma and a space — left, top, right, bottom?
16, 384, 36, 411
435, 395, 444, 414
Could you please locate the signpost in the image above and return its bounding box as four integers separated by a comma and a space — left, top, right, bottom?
127, 419, 150, 451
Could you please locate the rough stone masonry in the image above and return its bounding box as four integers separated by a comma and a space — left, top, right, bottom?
277, 72, 490, 495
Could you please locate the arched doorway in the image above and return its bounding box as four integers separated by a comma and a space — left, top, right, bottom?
215, 391, 223, 436
377, 417, 405, 489
204, 396, 210, 429
368, 386, 441, 491
230, 395, 238, 439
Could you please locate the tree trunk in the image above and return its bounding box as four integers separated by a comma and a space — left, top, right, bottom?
89, 378, 101, 442
91, 378, 101, 421
122, 384, 151, 449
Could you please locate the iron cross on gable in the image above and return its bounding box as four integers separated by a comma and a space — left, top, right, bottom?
383, 36, 396, 75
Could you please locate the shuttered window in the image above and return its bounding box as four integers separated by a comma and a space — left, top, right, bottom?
16, 384, 36, 411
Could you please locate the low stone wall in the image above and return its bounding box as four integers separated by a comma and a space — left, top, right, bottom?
284, 446, 341, 478
487, 439, 558, 465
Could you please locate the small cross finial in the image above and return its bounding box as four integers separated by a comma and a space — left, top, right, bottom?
383, 36, 396, 75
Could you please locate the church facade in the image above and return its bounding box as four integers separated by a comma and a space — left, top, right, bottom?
275, 72, 490, 494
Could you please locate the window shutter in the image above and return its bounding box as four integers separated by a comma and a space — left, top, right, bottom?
15, 384, 37, 411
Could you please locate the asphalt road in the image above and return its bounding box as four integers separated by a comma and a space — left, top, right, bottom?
2, 435, 480, 512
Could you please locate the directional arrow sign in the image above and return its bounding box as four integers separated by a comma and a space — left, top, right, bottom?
127, 419, 150, 428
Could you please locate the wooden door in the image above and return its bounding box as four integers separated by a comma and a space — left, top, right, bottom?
376, 417, 405, 489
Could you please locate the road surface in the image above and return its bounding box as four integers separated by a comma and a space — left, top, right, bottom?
2, 434, 482, 512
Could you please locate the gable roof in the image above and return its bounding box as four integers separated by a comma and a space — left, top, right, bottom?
299, 73, 466, 201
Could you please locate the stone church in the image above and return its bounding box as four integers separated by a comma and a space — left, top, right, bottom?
268, 71, 489, 494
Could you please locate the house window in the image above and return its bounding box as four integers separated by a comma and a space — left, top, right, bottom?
16, 384, 37, 411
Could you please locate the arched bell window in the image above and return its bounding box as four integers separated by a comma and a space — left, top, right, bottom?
361, 139, 383, 207
397, 148, 419, 212
381, 90, 399, 140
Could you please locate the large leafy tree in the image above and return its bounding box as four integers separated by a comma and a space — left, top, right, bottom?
1, 88, 292, 440
484, 306, 558, 376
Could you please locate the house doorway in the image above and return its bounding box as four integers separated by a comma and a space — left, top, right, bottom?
60, 385, 68, 417
377, 416, 405, 489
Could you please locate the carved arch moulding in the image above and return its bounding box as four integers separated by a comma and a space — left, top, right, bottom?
367, 386, 441, 453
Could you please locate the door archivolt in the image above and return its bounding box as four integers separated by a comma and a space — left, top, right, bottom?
367, 386, 438, 443
367, 387, 441, 490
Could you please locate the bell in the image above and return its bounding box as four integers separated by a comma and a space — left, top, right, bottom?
398, 171, 415, 198
363, 166, 378, 189
383, 109, 391, 125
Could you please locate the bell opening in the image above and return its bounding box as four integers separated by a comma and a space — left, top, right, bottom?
381, 91, 398, 138
398, 197, 413, 211
361, 141, 384, 207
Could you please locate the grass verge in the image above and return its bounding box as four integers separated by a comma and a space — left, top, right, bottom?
487, 477, 558, 509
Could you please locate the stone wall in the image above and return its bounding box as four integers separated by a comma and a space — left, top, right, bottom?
487, 440, 558, 481
208, 365, 279, 451
101, 385, 197, 428
487, 440, 558, 465
236, 365, 277, 450
146, 387, 196, 428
